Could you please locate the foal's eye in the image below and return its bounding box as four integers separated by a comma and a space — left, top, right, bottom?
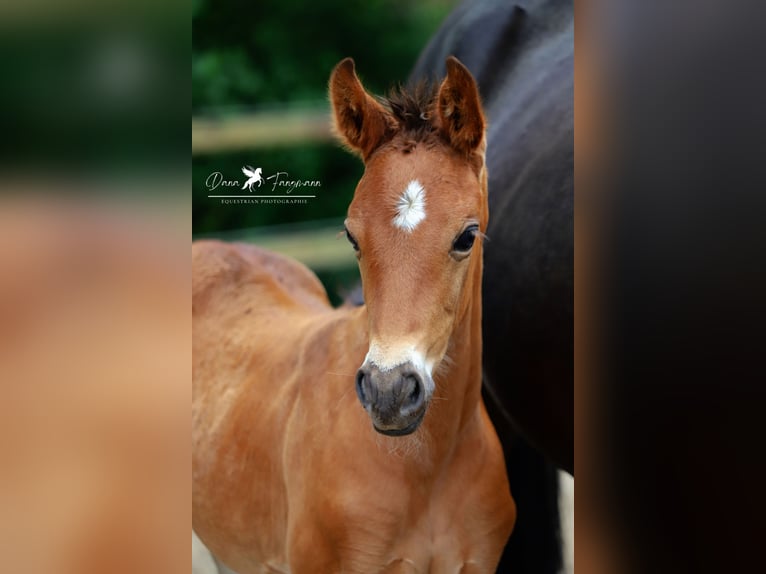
345, 227, 359, 251
452, 225, 479, 254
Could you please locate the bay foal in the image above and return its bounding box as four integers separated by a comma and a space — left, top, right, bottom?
192, 57, 515, 573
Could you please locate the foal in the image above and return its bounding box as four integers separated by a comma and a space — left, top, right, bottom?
192, 57, 515, 573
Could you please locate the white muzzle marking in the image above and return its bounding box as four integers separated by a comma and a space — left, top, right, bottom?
362, 342, 435, 396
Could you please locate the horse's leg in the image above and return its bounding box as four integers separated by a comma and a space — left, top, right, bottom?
192, 531, 220, 574
286, 524, 339, 574
289, 526, 405, 574
427, 555, 500, 574
378, 559, 420, 573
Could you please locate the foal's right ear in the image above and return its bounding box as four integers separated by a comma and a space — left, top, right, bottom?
329, 58, 393, 160
435, 56, 486, 157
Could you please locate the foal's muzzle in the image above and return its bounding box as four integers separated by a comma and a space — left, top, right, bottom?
355, 362, 427, 436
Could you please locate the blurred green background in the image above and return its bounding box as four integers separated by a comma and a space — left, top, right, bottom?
192, 0, 454, 302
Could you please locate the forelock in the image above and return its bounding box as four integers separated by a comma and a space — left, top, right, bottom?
377, 82, 440, 145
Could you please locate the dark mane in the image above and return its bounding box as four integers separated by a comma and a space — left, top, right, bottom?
378, 81, 439, 142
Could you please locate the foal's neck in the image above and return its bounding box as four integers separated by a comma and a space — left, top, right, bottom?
421, 249, 485, 451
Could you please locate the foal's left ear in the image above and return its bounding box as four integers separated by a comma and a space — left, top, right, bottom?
435, 56, 486, 157
329, 58, 394, 160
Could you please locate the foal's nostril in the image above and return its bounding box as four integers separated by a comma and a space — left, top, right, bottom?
355, 369, 373, 407
399, 372, 425, 415
408, 378, 421, 403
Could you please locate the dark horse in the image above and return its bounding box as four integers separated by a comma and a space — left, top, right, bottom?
409, 0, 573, 572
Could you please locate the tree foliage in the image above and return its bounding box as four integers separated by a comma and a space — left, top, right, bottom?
193, 0, 452, 234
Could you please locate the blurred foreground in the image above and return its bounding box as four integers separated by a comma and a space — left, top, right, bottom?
0, 190, 190, 574
0, 1, 189, 570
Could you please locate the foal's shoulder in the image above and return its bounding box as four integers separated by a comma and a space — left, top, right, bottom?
192, 240, 330, 313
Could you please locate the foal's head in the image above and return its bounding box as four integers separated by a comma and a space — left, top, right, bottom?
330, 57, 488, 436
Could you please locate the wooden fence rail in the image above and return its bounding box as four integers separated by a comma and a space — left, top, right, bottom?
193, 219, 356, 271
192, 110, 334, 155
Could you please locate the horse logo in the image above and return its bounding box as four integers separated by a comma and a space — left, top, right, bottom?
242, 166, 264, 192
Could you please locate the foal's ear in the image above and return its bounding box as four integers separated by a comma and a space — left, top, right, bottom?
435, 56, 486, 156
329, 58, 393, 160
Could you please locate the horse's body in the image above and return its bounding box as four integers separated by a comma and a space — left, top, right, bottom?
409, 2, 573, 573
193, 243, 511, 573
193, 58, 515, 573
411, 0, 574, 476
